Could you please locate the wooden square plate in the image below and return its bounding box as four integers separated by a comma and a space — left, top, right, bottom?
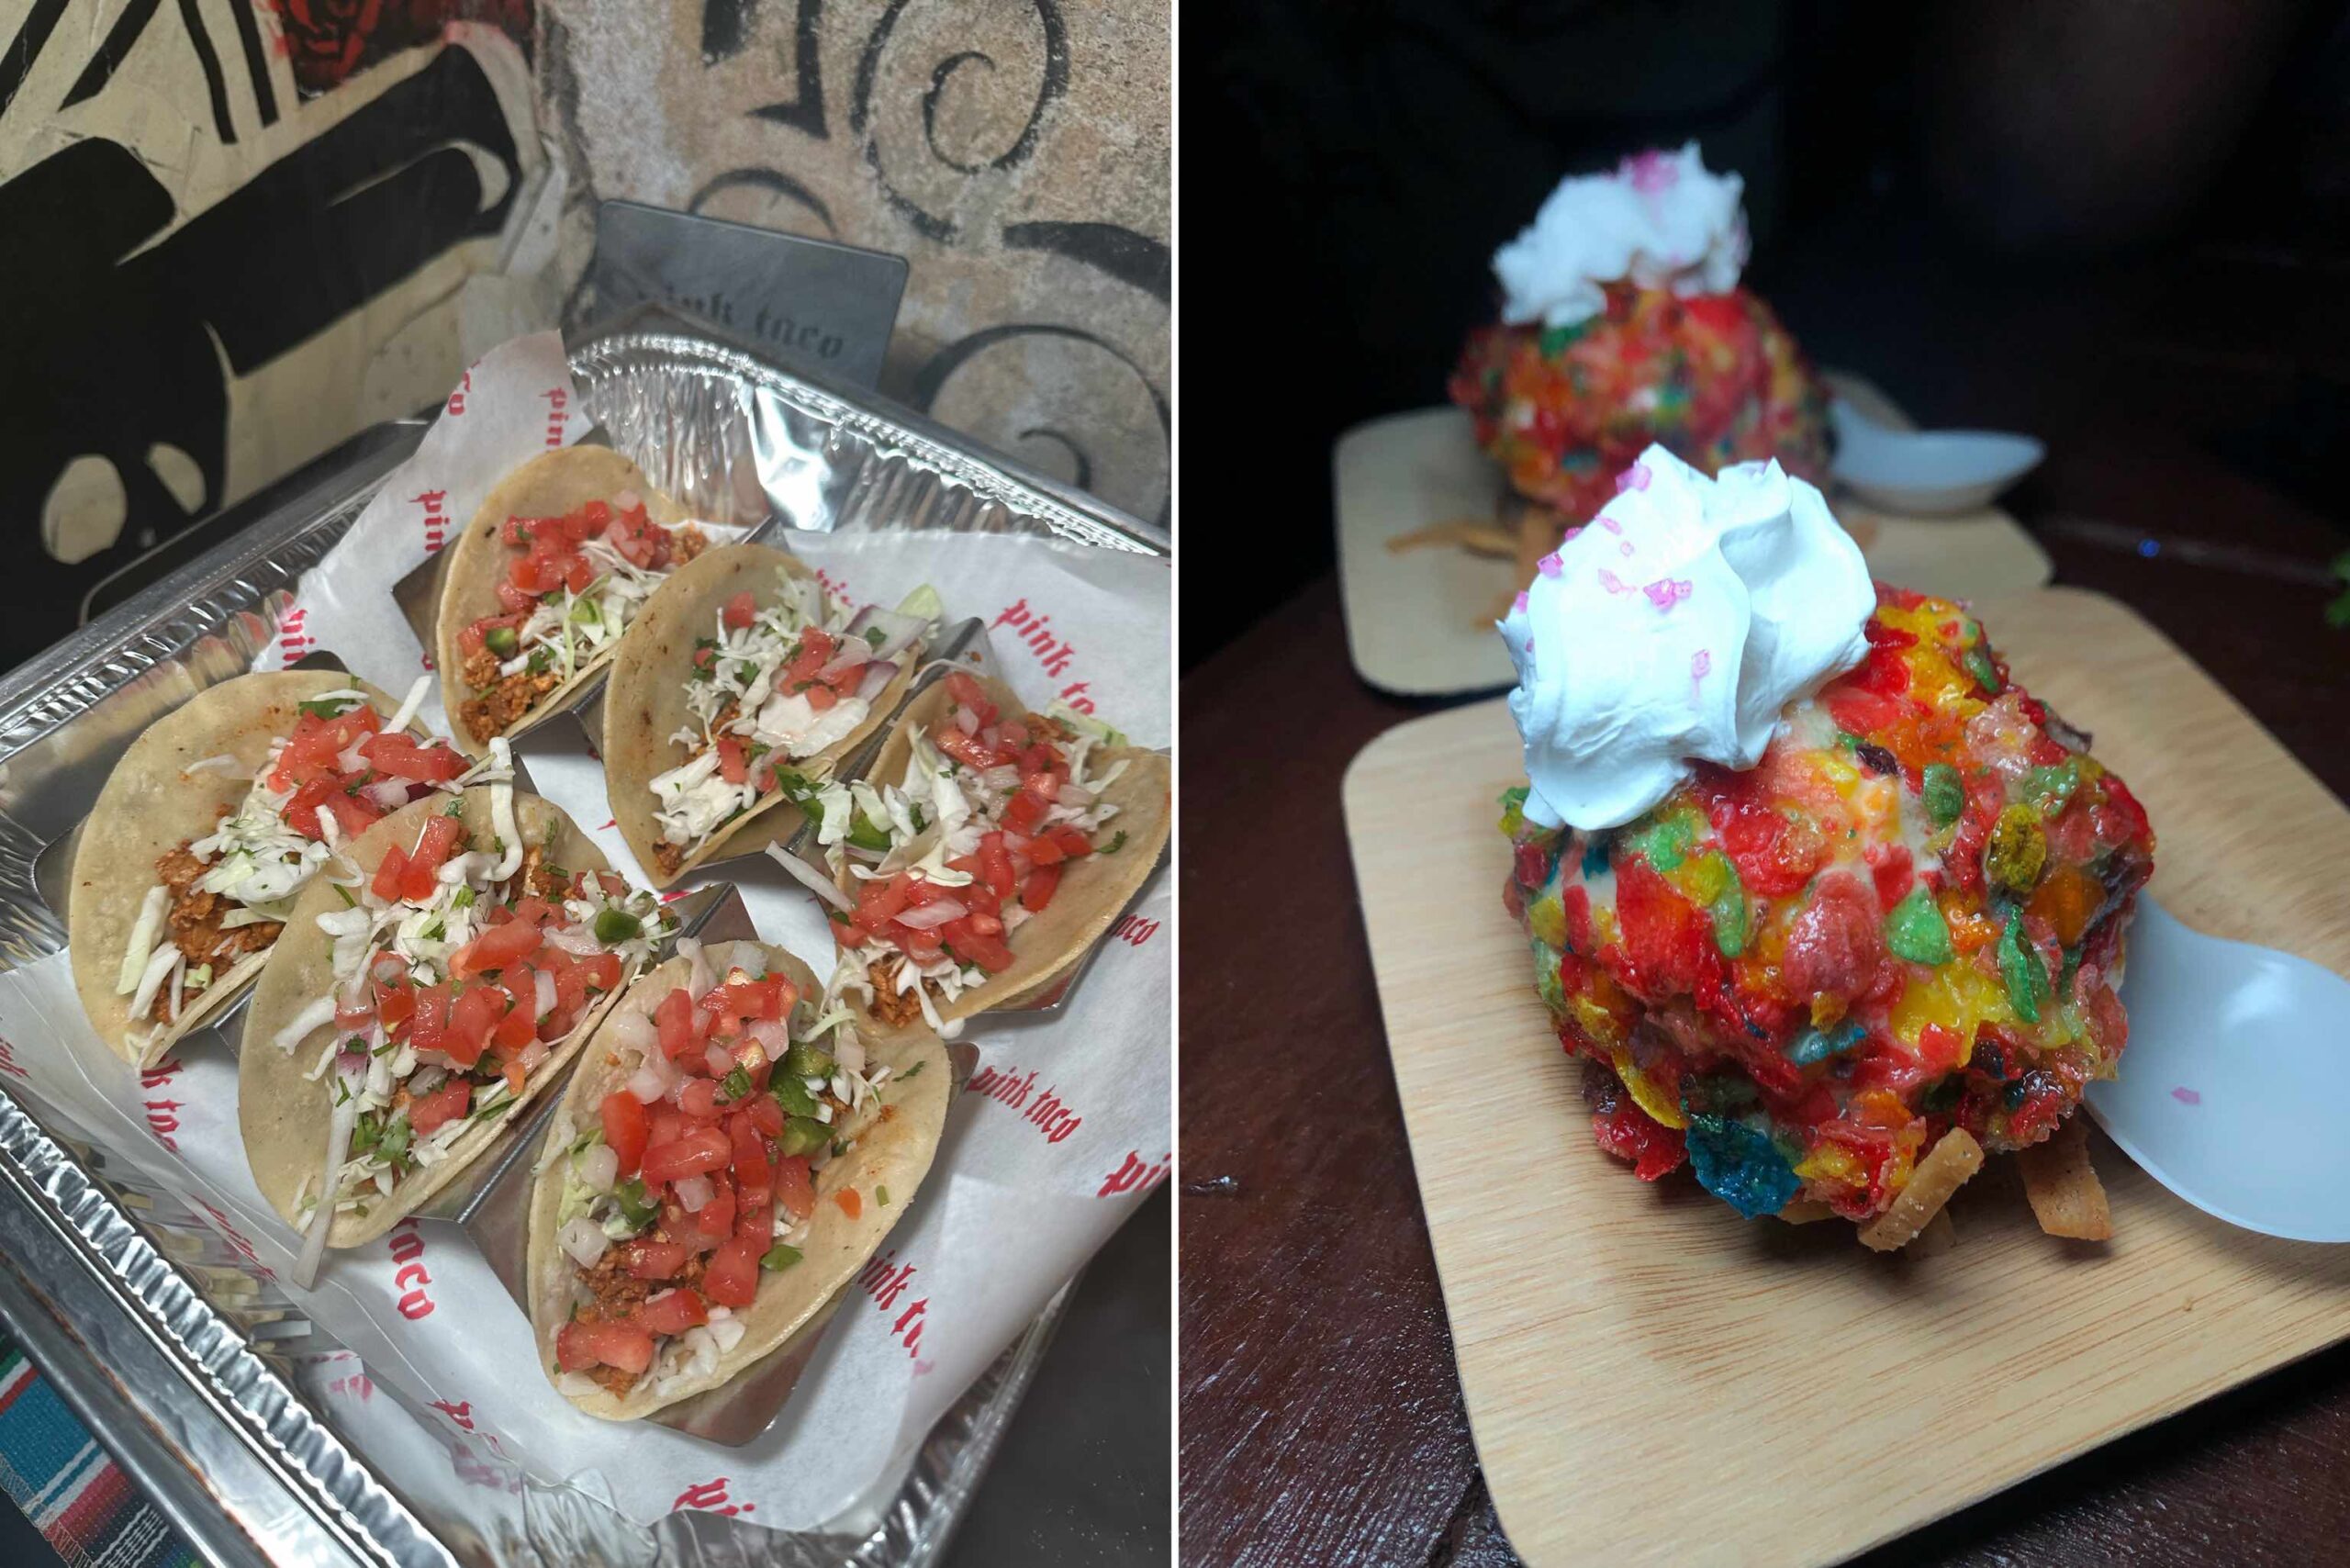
1333, 373, 2053, 697
1342, 586, 2350, 1567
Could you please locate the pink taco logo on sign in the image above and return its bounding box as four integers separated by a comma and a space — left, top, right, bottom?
674, 1478, 755, 1518
1098, 1149, 1170, 1199
966, 1062, 1084, 1144
415, 488, 448, 552
991, 597, 1103, 709
140, 1058, 185, 1150
387, 1217, 435, 1319
277, 605, 315, 660
1110, 914, 1160, 947
856, 1249, 929, 1358
541, 386, 567, 446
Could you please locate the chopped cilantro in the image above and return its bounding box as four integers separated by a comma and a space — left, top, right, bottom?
1101, 830, 1129, 854
333, 883, 357, 908
864, 626, 886, 648
451, 887, 476, 910
298, 696, 360, 719
719, 1066, 753, 1103
761, 1243, 802, 1271
901, 1061, 925, 1081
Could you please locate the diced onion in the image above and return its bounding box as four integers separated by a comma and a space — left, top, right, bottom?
543, 924, 604, 957
834, 1032, 865, 1077
559, 1215, 610, 1266
704, 1042, 737, 1079
856, 661, 898, 700
675, 1175, 714, 1213
607, 1009, 656, 1055
627, 1056, 673, 1104
364, 779, 410, 813
955, 706, 979, 736
533, 969, 557, 1017
708, 1316, 746, 1353
577, 1143, 620, 1192
183, 754, 247, 778
893, 899, 966, 930
678, 937, 711, 1001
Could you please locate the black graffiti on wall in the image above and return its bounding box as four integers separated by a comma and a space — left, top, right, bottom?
0, 39, 523, 665
684, 0, 1168, 523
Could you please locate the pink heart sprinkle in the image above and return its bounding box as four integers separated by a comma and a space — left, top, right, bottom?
1691, 649, 1712, 682
1562, 525, 1584, 543
1616, 463, 1651, 494
1622, 149, 1679, 194
1600, 515, 1623, 534
1513, 591, 1529, 613
1597, 568, 1632, 596
2171, 1086, 2201, 1106
1537, 554, 1563, 577
1643, 577, 1693, 611
1620, 541, 1634, 556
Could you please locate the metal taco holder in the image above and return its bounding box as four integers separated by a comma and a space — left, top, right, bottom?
0, 310, 1165, 1565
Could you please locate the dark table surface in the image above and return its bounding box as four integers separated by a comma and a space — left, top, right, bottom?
1176, 235, 2350, 1562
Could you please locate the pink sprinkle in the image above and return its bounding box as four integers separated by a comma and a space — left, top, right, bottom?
1622, 149, 1679, 194
1615, 463, 1651, 494
1620, 541, 1634, 556
2171, 1087, 2201, 1106
1642, 577, 1693, 612
1562, 526, 1584, 543
1537, 554, 1563, 577
1597, 568, 1632, 596
1691, 649, 1712, 683
1600, 515, 1622, 534
1513, 591, 1529, 613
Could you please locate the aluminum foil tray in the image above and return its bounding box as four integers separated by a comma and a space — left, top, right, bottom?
0, 314, 1160, 1567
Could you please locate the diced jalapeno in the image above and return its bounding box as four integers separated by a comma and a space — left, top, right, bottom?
783, 1044, 835, 1081
719, 1066, 752, 1103
485, 626, 519, 657
772, 1075, 819, 1118
593, 909, 642, 945
846, 813, 892, 853
777, 1116, 831, 1158
613, 1178, 658, 1228
762, 1243, 803, 1271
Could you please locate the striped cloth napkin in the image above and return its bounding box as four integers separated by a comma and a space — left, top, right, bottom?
0, 1337, 196, 1568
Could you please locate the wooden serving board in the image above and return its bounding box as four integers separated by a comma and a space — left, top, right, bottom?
1342, 587, 2350, 1568
1333, 372, 2053, 697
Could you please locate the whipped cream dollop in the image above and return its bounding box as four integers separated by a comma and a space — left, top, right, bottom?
1493, 142, 1750, 330
1500, 446, 1874, 831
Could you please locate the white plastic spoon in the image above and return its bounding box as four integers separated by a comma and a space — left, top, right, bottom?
2086, 897, 2350, 1242
1830, 397, 2043, 516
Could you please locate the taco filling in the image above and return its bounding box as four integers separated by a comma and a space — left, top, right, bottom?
547, 952, 897, 1399
275, 755, 675, 1238
643, 571, 927, 877
815, 675, 1133, 1030
455, 495, 708, 747
116, 682, 464, 1047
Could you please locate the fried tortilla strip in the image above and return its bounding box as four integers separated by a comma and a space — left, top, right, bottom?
1858, 1128, 1985, 1252
1774, 1199, 1835, 1225
1906, 1209, 1959, 1259
2018, 1116, 2113, 1240
1385, 519, 1517, 557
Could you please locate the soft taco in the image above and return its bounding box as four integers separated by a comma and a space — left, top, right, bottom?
240, 779, 677, 1275
436, 446, 709, 757
602, 543, 928, 887
819, 671, 1170, 1031
528, 939, 947, 1419
69, 670, 468, 1069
